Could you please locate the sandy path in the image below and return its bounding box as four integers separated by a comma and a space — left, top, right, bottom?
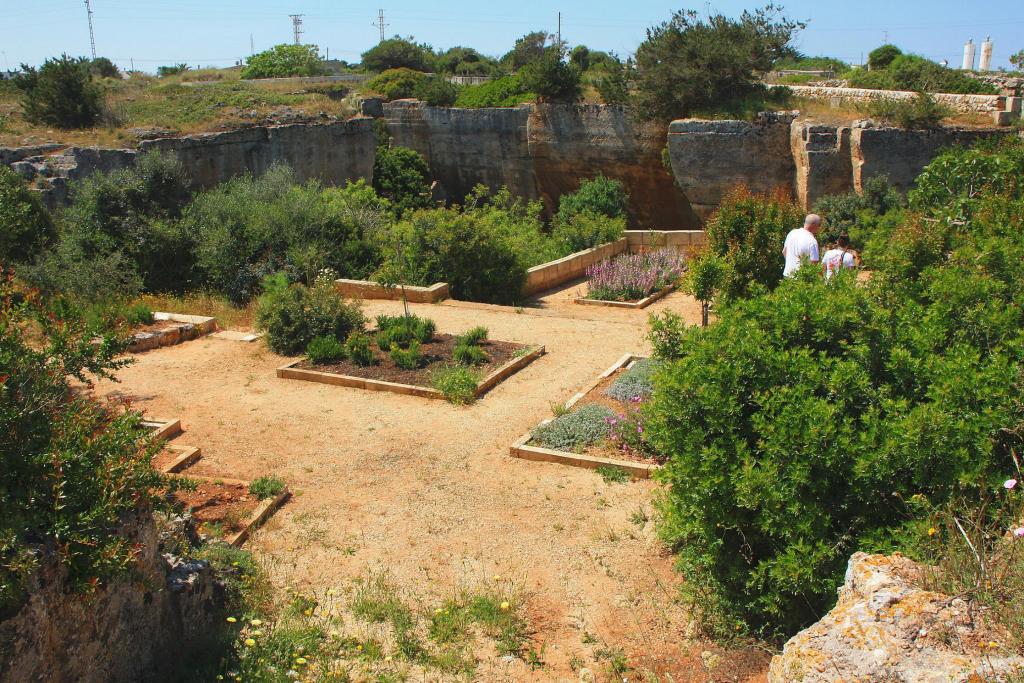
96, 292, 768, 682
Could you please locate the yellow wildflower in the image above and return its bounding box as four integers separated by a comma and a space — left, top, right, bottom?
244, 638, 256, 647
226, 617, 237, 623
927, 528, 936, 537
500, 601, 510, 611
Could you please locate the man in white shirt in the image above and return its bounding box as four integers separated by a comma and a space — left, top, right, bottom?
782, 214, 821, 277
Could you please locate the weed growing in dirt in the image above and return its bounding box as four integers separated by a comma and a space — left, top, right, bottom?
532, 404, 615, 451
249, 475, 286, 500
431, 366, 479, 404
598, 466, 631, 484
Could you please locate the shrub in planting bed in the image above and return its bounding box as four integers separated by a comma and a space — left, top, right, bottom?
344, 331, 375, 367
605, 359, 659, 403
586, 249, 684, 302
306, 336, 345, 364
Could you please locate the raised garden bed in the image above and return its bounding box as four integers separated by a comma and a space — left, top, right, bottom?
334, 278, 450, 303
279, 336, 544, 401
168, 474, 290, 546
141, 417, 182, 442
510, 353, 664, 478
128, 312, 217, 352
575, 285, 675, 309
153, 444, 202, 474
573, 249, 684, 310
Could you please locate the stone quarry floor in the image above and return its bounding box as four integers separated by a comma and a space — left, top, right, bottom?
95, 289, 768, 682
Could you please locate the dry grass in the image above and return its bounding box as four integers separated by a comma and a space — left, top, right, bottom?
137, 291, 256, 330
0, 68, 359, 148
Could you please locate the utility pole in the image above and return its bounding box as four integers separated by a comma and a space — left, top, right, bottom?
84, 0, 97, 59
557, 12, 561, 47
373, 9, 388, 43
250, 33, 255, 55
290, 14, 304, 45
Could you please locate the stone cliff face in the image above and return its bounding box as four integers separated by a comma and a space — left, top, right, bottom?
0, 511, 221, 683
382, 101, 699, 229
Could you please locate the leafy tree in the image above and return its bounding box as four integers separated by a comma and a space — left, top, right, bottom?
434, 47, 498, 76
372, 146, 433, 217
502, 31, 551, 70
365, 68, 428, 100
556, 175, 629, 222
704, 186, 804, 300
867, 44, 902, 70
0, 166, 56, 264
88, 57, 120, 78
14, 54, 103, 129
570, 45, 592, 71
1011, 50, 1024, 71
0, 268, 165, 616
848, 53, 997, 94
518, 46, 580, 101
632, 6, 803, 121
416, 76, 459, 106
683, 252, 728, 326
240, 44, 326, 79
361, 37, 433, 73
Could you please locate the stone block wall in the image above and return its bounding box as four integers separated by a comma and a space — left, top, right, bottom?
785, 84, 1005, 113
521, 238, 628, 297
334, 279, 450, 303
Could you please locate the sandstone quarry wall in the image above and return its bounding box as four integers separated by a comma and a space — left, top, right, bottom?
141, 118, 376, 190
382, 101, 699, 229
785, 84, 1006, 113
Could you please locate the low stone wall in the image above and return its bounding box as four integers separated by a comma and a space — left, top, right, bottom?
521, 238, 628, 297
624, 229, 706, 251
334, 279, 450, 303
785, 84, 1005, 114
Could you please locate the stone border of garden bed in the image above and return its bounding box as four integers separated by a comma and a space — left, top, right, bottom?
128, 313, 217, 353
276, 344, 545, 401
157, 445, 202, 474
521, 238, 628, 297
142, 417, 182, 442
574, 285, 676, 310
169, 473, 291, 547
334, 279, 450, 304
509, 353, 661, 479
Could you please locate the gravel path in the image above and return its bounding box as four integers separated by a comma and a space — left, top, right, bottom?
96, 291, 768, 682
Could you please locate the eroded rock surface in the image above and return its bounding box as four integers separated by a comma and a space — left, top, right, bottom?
768, 552, 1024, 683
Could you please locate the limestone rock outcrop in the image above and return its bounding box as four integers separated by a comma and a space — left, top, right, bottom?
768, 552, 1024, 683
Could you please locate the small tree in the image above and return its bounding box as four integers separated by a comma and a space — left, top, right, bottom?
867, 44, 902, 70
519, 46, 580, 102
557, 175, 630, 222
684, 252, 727, 326
0, 166, 56, 264
502, 31, 551, 70
365, 68, 428, 100
632, 6, 803, 121
241, 44, 326, 79
88, 57, 120, 78
361, 37, 433, 73
14, 54, 103, 129
1009, 49, 1024, 71
372, 146, 433, 217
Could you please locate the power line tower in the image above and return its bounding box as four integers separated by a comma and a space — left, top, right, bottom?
84, 0, 97, 59
373, 9, 389, 43
289, 14, 304, 45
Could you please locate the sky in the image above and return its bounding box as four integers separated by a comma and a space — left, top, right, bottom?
1, 0, 1022, 73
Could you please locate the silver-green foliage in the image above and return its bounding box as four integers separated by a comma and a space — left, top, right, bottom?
605, 359, 658, 403
532, 404, 615, 451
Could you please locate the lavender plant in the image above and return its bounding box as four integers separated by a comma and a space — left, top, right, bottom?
586, 249, 685, 302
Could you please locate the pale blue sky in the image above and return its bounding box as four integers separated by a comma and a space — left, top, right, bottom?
2, 0, 1021, 73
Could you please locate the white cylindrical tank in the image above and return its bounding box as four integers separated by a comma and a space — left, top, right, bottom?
979, 36, 993, 71
962, 38, 976, 70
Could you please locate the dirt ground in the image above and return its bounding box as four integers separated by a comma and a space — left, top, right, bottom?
95, 289, 769, 682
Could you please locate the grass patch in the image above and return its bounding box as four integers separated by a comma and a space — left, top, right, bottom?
431, 366, 480, 405
248, 475, 286, 500
597, 466, 631, 484
137, 291, 255, 329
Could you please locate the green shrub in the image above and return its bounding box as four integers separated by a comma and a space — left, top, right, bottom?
532, 404, 616, 451
848, 53, 997, 95
256, 273, 365, 356
865, 92, 950, 130
416, 76, 459, 106
704, 186, 804, 300
0, 269, 163, 615
605, 359, 658, 403
683, 251, 728, 326
306, 335, 345, 364
390, 341, 423, 370
646, 310, 688, 361
361, 38, 433, 73
344, 331, 376, 366
0, 166, 56, 264
372, 146, 433, 217
457, 326, 488, 346
908, 139, 1024, 221
188, 168, 382, 303
14, 54, 103, 129
452, 342, 488, 366
249, 475, 286, 499
550, 212, 625, 255
556, 175, 630, 222
867, 44, 901, 70
241, 44, 326, 79
453, 74, 533, 108
366, 68, 429, 101
431, 366, 479, 404
813, 174, 903, 245
597, 466, 631, 484
375, 314, 435, 349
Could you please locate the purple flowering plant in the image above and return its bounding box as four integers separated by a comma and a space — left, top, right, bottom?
586, 248, 685, 302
